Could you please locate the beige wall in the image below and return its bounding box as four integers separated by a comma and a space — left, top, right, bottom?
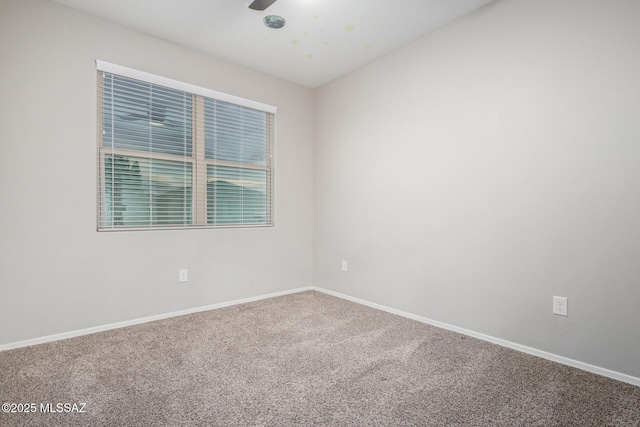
314, 0, 640, 378
2, 0, 639, 381
0, 0, 314, 344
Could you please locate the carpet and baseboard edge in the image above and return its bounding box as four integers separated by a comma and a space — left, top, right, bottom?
0, 286, 313, 352
1, 285, 638, 387
310, 287, 640, 387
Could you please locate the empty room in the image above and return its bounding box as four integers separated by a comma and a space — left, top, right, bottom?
1, 0, 639, 425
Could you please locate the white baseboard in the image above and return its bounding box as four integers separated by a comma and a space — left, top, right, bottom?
2, 285, 638, 388
0, 286, 313, 352
311, 286, 640, 387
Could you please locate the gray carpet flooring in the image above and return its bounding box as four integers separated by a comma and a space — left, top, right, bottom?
1, 290, 638, 426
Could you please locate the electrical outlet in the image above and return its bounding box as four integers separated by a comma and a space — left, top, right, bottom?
179, 269, 188, 283
341, 260, 348, 272
553, 296, 567, 316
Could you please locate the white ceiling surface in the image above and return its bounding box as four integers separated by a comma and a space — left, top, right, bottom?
52, 0, 494, 88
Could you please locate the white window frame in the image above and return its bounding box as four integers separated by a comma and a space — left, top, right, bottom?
96, 60, 276, 231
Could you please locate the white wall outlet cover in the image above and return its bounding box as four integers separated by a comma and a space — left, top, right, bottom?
553, 296, 568, 316
179, 269, 188, 283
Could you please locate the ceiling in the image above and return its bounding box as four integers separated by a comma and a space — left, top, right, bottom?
51, 0, 494, 88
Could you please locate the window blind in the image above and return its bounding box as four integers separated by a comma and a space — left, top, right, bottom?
96, 61, 275, 231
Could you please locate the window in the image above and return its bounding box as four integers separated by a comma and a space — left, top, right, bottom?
96, 61, 275, 231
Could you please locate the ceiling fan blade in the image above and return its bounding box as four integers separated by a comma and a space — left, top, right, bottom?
248, 0, 277, 11
119, 104, 168, 124
119, 112, 148, 121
